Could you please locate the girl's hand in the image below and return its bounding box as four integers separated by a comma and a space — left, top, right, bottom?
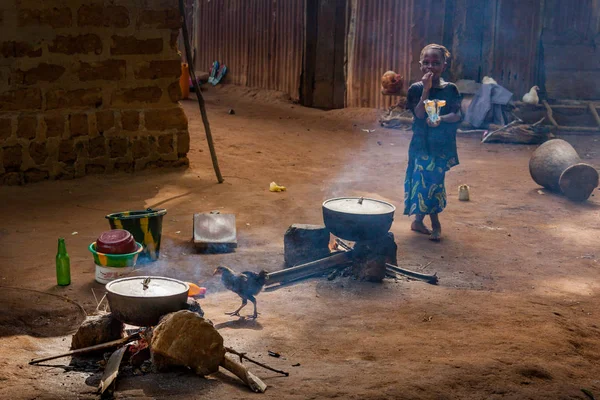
427, 117, 441, 128
421, 72, 433, 92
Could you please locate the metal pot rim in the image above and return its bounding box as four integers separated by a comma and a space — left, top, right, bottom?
105, 276, 189, 299
322, 197, 396, 215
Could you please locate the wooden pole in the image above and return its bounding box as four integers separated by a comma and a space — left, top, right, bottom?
266, 251, 353, 283
29, 333, 140, 365
178, 0, 224, 184
589, 103, 600, 128
542, 100, 559, 128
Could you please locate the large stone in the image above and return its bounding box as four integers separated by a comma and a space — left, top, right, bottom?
71, 313, 124, 350
284, 224, 331, 267
351, 232, 398, 282
150, 310, 224, 376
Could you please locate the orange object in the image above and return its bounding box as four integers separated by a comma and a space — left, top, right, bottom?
381, 70, 404, 95
179, 63, 190, 100
187, 282, 207, 297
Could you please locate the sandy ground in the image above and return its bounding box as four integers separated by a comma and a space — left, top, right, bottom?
1, 85, 600, 399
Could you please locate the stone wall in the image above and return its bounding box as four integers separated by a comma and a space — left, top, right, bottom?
0, 0, 190, 185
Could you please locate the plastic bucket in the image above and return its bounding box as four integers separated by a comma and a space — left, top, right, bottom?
105, 208, 167, 263
89, 242, 143, 268
95, 264, 135, 284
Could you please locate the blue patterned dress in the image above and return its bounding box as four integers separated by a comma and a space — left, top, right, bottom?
404, 81, 461, 216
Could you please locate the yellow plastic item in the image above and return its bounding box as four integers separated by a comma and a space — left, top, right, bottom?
269, 182, 286, 192
179, 63, 190, 100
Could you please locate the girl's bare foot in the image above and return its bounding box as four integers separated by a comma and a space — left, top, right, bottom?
429, 214, 442, 241
411, 220, 432, 235
429, 228, 442, 241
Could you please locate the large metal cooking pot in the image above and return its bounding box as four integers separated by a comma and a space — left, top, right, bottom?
322, 197, 396, 241
106, 276, 189, 327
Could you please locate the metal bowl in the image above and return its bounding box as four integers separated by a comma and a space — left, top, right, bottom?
106, 276, 189, 327
322, 197, 396, 241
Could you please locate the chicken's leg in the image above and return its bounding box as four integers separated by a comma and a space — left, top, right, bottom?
247, 295, 258, 319
226, 298, 247, 317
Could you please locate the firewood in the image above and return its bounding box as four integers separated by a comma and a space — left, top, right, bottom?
99, 344, 130, 394
385, 264, 439, 284
29, 333, 140, 365
220, 356, 268, 393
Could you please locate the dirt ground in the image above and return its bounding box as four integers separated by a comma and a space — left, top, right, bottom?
1, 85, 600, 399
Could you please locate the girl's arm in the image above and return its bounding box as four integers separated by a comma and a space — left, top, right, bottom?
413, 90, 429, 119
439, 84, 462, 123
413, 72, 433, 119
440, 112, 461, 123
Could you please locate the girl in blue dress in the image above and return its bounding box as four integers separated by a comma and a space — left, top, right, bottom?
404, 44, 462, 241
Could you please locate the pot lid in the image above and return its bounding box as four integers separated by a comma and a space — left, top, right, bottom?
323, 197, 396, 215
106, 276, 189, 298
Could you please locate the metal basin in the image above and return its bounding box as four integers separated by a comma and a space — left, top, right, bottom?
322, 197, 396, 241
106, 276, 189, 327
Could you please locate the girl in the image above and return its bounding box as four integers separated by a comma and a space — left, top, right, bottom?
404, 44, 461, 241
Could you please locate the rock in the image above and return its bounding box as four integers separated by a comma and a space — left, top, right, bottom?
284, 224, 331, 267
71, 313, 124, 350
186, 297, 204, 317
352, 232, 398, 282
150, 310, 225, 376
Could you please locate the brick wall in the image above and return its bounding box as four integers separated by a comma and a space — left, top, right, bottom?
0, 0, 190, 185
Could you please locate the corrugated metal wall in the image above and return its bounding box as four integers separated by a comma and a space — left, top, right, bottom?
346, 0, 415, 109
195, 0, 305, 101
194, 0, 595, 108
542, 0, 600, 99
486, 0, 542, 98
346, 0, 542, 107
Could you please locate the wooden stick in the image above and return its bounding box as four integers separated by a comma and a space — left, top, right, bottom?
225, 347, 289, 376
542, 100, 559, 128
29, 333, 140, 365
531, 117, 546, 127
264, 263, 352, 291
482, 120, 521, 143
266, 251, 353, 283
386, 264, 439, 285
589, 103, 600, 128
178, 0, 224, 184
99, 344, 129, 394
220, 356, 267, 393
95, 293, 107, 313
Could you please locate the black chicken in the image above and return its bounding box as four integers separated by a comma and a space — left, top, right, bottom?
213, 266, 269, 319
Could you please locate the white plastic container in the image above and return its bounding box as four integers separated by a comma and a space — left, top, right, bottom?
95, 264, 134, 284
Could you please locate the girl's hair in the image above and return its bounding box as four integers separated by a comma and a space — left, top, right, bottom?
420, 44, 451, 63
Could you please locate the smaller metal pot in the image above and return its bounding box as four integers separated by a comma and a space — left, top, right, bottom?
106, 276, 189, 327
323, 197, 396, 241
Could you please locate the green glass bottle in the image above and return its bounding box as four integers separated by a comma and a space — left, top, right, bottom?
56, 238, 71, 286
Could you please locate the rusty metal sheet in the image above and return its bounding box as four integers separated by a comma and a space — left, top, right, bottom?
484, 0, 542, 99
346, 0, 415, 109
194, 0, 304, 101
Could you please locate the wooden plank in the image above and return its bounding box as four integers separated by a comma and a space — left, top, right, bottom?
543, 100, 559, 127
588, 103, 600, 127
543, 45, 599, 71
557, 126, 600, 133
546, 71, 600, 100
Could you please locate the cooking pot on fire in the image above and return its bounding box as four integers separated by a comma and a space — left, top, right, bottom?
106, 276, 189, 327
322, 197, 396, 241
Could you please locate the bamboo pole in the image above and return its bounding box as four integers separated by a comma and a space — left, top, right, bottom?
178, 0, 224, 184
